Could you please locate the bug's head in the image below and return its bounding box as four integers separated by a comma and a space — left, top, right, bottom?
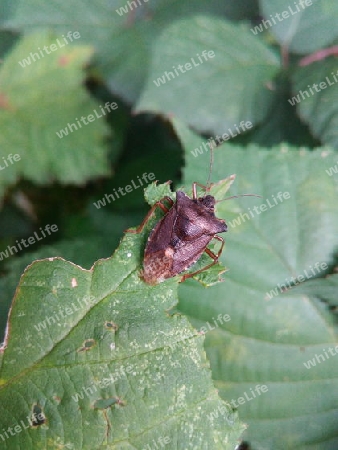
199, 194, 215, 210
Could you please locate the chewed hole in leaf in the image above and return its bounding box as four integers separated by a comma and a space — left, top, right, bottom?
31, 404, 46, 427
104, 321, 119, 332
77, 338, 96, 352
93, 397, 126, 410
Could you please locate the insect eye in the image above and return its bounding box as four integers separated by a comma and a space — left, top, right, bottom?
200, 195, 215, 209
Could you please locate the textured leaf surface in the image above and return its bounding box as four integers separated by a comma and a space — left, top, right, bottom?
173, 120, 338, 450
0, 31, 111, 194
260, 0, 338, 54
136, 15, 280, 135
0, 234, 131, 344
290, 59, 338, 149
3, 0, 258, 103
0, 186, 244, 449
293, 274, 338, 311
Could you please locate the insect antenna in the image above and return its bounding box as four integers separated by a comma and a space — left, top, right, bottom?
205, 142, 261, 202
205, 141, 216, 193
216, 193, 262, 203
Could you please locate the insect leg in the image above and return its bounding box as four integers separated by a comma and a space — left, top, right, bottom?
180, 235, 224, 281
125, 196, 174, 234
192, 182, 209, 200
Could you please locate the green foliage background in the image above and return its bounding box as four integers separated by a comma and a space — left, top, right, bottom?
0, 0, 338, 449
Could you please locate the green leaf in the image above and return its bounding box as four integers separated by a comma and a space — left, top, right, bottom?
0, 186, 244, 449
0, 236, 121, 345
290, 58, 338, 148
3, 0, 259, 103
240, 73, 319, 147
292, 274, 338, 311
136, 15, 280, 134
260, 0, 338, 54
173, 120, 338, 449
0, 0, 17, 26
0, 31, 111, 194
144, 180, 175, 205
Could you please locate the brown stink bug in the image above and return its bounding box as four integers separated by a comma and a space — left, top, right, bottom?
127, 148, 259, 285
